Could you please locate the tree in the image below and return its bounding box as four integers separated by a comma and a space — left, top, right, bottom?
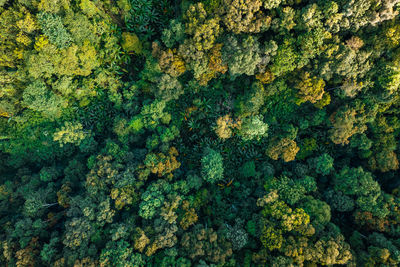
260, 196, 314, 251
214, 114, 240, 139
238, 115, 268, 141
181, 224, 232, 264
220, 0, 271, 34
37, 12, 72, 49
308, 153, 334, 176
37, 0, 71, 13
225, 219, 248, 250
100, 240, 145, 267
201, 148, 224, 183
23, 190, 57, 217
263, 0, 282, 9
261, 225, 283, 251
133, 100, 171, 130
222, 35, 262, 76
53, 121, 87, 147
183, 3, 222, 52
266, 138, 299, 162
338, 79, 364, 98
121, 32, 142, 54
270, 39, 298, 77
334, 167, 389, 218
369, 149, 399, 172
10, 217, 45, 249
295, 72, 326, 105
157, 48, 186, 78
161, 19, 186, 48
22, 80, 66, 118
240, 161, 258, 178
180, 200, 198, 230
325, 190, 355, 212
300, 197, 331, 232
63, 217, 93, 249
273, 6, 296, 33
39, 166, 60, 182
110, 185, 137, 210
0, 7, 37, 68
40, 237, 59, 264
141, 147, 181, 179
342, 0, 399, 31
139, 181, 167, 220
297, 138, 317, 160
329, 105, 367, 145
155, 74, 184, 101
236, 81, 265, 117
302, 226, 352, 265
264, 175, 316, 206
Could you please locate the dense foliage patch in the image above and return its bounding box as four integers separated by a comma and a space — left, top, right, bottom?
1, 0, 400, 266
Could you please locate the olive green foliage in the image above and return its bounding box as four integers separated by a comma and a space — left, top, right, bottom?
53, 121, 88, 147
222, 35, 262, 76
2, 0, 400, 266
121, 32, 142, 54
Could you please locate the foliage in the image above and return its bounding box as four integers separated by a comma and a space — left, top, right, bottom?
22, 80, 66, 118
219, 0, 271, 34
295, 72, 326, 105
37, 12, 72, 49
161, 19, 185, 48
121, 32, 142, 54
53, 121, 87, 147
266, 138, 299, 162
214, 114, 240, 139
308, 153, 334, 176
238, 115, 268, 141
2, 0, 400, 266
201, 148, 224, 184
222, 35, 262, 76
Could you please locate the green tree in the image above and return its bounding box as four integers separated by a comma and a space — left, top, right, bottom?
23, 190, 57, 217
201, 148, 224, 184
222, 35, 262, 76
40, 237, 59, 264
100, 240, 145, 267
308, 153, 334, 176
63, 217, 94, 249
334, 167, 388, 218
300, 197, 331, 232
37, 12, 72, 48
139, 181, 167, 219
270, 39, 298, 77
238, 115, 268, 141
220, 0, 271, 34
162, 19, 185, 48
53, 121, 87, 147
155, 74, 184, 101
264, 175, 316, 206
22, 80, 66, 118
236, 81, 265, 117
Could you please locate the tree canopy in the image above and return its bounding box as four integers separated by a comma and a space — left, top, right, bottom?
1, 0, 400, 266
